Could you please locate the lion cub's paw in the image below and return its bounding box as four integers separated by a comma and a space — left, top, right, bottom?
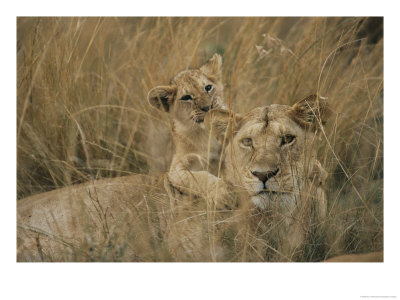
206, 178, 236, 210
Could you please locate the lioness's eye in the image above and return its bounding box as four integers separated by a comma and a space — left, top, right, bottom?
180, 95, 193, 101
241, 138, 253, 147
281, 134, 296, 146
205, 85, 213, 92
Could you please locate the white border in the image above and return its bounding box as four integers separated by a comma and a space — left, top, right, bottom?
2, 1, 399, 300
8, 0, 388, 17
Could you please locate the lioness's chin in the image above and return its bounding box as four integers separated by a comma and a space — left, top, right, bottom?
251, 194, 275, 210
251, 193, 297, 210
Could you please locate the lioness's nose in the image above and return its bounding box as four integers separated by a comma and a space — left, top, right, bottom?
251, 168, 279, 184
200, 104, 213, 112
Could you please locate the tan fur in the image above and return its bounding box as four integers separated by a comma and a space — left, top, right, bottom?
205, 95, 330, 260
17, 174, 164, 261
148, 54, 230, 205
324, 251, 383, 262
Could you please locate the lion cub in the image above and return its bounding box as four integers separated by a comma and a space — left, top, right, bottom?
148, 54, 229, 204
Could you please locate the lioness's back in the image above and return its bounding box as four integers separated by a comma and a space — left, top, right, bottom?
17, 174, 166, 261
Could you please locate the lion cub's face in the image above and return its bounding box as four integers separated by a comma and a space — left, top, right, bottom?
148, 54, 225, 127
206, 95, 330, 210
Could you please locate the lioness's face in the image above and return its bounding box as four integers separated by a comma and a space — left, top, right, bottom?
206, 95, 330, 210
148, 53, 225, 126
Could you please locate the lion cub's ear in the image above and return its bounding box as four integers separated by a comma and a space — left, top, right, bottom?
291, 94, 331, 131
148, 85, 177, 113
200, 53, 222, 77
205, 109, 242, 143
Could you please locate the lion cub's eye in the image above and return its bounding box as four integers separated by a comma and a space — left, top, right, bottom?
180, 95, 193, 101
241, 138, 253, 147
205, 85, 213, 92
280, 134, 296, 146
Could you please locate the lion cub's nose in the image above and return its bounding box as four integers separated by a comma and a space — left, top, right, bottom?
251, 168, 279, 184
200, 105, 212, 112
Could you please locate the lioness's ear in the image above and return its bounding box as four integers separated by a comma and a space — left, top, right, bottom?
147, 85, 177, 113
205, 109, 242, 143
200, 53, 222, 77
291, 94, 331, 131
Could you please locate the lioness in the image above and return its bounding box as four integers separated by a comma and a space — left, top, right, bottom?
148, 53, 229, 203
17, 95, 330, 262
204, 94, 330, 260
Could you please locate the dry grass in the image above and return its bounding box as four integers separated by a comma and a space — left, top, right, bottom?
17, 17, 383, 261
